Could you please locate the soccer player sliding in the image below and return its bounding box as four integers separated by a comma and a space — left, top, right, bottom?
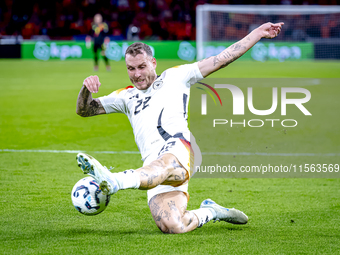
76, 22, 284, 234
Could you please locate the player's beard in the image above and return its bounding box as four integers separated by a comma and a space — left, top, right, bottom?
131, 73, 156, 90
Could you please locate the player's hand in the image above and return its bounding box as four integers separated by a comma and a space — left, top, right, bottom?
258, 22, 284, 39
83, 75, 101, 93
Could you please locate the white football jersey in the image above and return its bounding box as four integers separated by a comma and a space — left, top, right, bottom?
98, 62, 204, 161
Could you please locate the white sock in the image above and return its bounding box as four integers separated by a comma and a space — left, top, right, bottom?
191, 208, 215, 228
112, 170, 140, 190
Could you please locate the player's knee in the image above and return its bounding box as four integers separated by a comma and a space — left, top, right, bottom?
158, 218, 185, 234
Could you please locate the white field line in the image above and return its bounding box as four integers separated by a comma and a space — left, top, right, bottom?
0, 149, 339, 157
202, 152, 340, 156
0, 149, 140, 154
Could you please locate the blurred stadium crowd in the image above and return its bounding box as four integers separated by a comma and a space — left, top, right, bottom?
0, 0, 340, 41
211, 12, 340, 41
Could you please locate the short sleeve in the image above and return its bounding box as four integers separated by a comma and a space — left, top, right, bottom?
187, 62, 204, 86
98, 86, 133, 114
103, 23, 109, 33
167, 62, 204, 88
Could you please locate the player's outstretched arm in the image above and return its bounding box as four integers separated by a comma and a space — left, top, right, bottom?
198, 22, 284, 77
76, 75, 106, 117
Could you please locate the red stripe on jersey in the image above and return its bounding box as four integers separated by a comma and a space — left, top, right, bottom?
179, 138, 194, 156
115, 85, 134, 94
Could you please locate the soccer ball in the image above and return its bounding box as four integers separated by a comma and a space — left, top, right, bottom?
71, 177, 111, 215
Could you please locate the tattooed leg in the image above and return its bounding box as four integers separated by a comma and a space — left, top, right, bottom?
87, 153, 188, 194
149, 191, 199, 234
135, 153, 189, 190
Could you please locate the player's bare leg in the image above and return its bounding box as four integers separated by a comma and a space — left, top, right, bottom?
149, 191, 199, 234
77, 153, 187, 193
135, 153, 189, 189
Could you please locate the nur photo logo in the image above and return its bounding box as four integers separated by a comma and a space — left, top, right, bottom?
197, 81, 312, 128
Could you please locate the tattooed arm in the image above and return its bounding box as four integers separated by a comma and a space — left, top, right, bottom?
198, 22, 284, 77
76, 75, 106, 117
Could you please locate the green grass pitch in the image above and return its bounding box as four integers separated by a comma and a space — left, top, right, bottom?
1, 59, 340, 254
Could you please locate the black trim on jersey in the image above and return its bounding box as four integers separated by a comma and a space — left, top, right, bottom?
173, 132, 185, 140
157, 108, 172, 141
183, 93, 188, 119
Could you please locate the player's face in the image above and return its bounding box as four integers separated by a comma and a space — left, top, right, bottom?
94, 14, 102, 24
125, 52, 157, 90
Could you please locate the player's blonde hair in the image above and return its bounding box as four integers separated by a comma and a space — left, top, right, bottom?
125, 42, 153, 58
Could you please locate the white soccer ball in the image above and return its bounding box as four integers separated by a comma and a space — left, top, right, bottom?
71, 177, 110, 215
